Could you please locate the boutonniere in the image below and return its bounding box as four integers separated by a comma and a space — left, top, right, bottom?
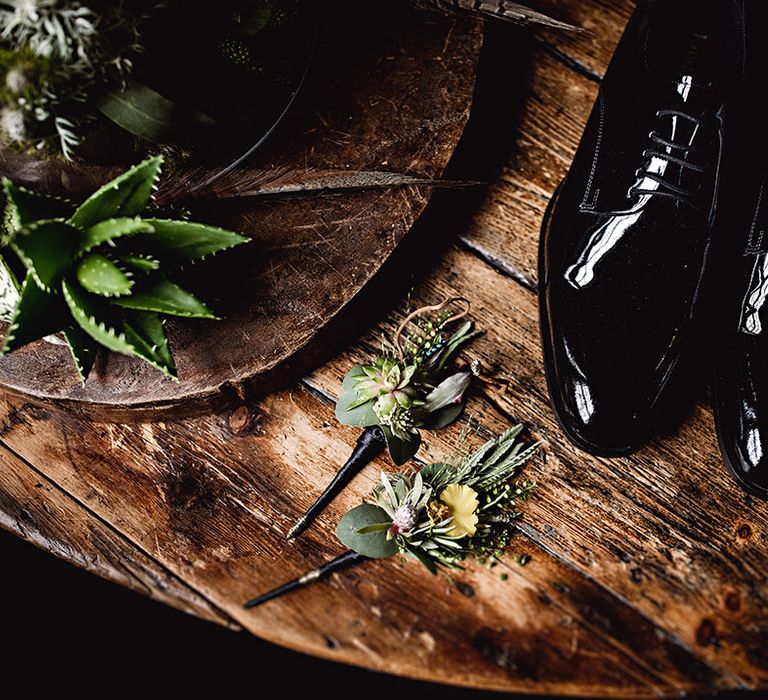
287, 297, 482, 538
246, 426, 541, 607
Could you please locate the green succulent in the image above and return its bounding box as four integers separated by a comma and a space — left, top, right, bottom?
0, 155, 248, 381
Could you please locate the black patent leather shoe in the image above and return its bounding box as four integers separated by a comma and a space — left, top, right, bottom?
712, 3, 768, 498
539, 0, 745, 456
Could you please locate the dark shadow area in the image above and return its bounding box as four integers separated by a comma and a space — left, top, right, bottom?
0, 529, 521, 696
247, 19, 538, 401
2, 527, 757, 698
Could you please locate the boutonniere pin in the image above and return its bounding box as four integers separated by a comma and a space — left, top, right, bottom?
246, 426, 541, 607
286, 297, 482, 539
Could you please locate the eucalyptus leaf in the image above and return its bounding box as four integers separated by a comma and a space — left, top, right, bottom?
69, 156, 162, 229
341, 364, 368, 393
335, 504, 398, 559
141, 219, 249, 262
77, 253, 133, 297
113, 277, 216, 318
335, 390, 379, 428
12, 220, 80, 290
2, 276, 69, 353
382, 426, 421, 466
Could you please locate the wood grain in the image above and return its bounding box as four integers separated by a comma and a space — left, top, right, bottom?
4, 0, 767, 696
0, 14, 482, 421
0, 437, 236, 629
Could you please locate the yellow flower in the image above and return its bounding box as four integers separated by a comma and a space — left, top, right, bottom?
440, 483, 479, 538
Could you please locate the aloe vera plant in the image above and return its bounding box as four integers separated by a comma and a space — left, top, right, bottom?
0, 156, 248, 381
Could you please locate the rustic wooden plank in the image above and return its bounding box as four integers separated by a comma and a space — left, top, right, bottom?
303, 246, 768, 690
0, 387, 694, 697
534, 0, 632, 77
0, 439, 236, 629
460, 45, 596, 287
0, 16, 481, 421
0, 244, 764, 694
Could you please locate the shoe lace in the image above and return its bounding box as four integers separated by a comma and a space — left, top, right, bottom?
628, 109, 710, 206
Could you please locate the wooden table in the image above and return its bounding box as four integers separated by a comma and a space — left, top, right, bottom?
1, 2, 766, 696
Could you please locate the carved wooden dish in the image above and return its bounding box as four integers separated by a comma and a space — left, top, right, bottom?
0, 16, 482, 421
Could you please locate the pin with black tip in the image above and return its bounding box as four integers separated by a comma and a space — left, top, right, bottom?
243, 551, 369, 609
286, 426, 386, 539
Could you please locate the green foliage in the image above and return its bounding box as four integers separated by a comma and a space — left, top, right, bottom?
335, 303, 482, 466
338, 428, 543, 573
336, 504, 400, 559
99, 82, 179, 143
0, 156, 249, 382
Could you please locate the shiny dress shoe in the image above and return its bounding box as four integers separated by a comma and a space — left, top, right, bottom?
539, 0, 745, 456
712, 3, 768, 498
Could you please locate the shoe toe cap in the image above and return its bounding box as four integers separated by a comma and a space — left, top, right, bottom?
554, 374, 650, 457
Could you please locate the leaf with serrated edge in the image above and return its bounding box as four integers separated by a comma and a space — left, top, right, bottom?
63, 324, 98, 384
12, 220, 80, 291
2, 276, 70, 353
69, 156, 162, 229
77, 253, 133, 297
62, 276, 137, 355
3, 179, 73, 230
78, 217, 154, 255
141, 219, 248, 262
119, 253, 159, 274
0, 253, 20, 322
122, 310, 177, 378
113, 276, 216, 318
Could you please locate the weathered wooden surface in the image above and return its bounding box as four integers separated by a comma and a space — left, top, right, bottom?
2, 1, 768, 696
0, 13, 481, 421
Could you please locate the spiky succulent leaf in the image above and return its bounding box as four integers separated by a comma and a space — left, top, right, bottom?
76, 253, 133, 297
113, 277, 216, 318
12, 220, 80, 290
140, 219, 248, 262
63, 324, 99, 384
68, 157, 162, 229
119, 253, 160, 274
3, 180, 72, 231
2, 276, 69, 354
122, 310, 176, 378
78, 217, 154, 256
62, 277, 137, 355
0, 253, 20, 322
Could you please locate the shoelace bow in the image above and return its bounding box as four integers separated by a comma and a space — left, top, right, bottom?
629, 109, 710, 206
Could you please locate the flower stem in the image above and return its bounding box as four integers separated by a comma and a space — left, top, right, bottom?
287, 425, 386, 539
243, 551, 369, 609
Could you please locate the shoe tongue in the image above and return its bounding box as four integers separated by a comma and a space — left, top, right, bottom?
645, 0, 739, 91
664, 74, 719, 118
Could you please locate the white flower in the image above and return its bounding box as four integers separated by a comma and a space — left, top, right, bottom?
5, 68, 28, 94
1, 108, 27, 142
391, 504, 417, 533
